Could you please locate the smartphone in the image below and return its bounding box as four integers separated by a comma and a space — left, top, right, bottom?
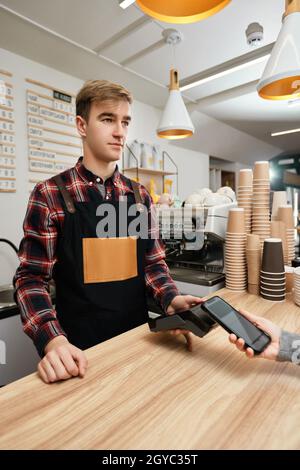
201, 296, 271, 354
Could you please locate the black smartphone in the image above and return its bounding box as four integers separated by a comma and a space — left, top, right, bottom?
201, 296, 271, 354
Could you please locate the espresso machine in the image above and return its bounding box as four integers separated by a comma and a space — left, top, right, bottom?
157, 202, 237, 298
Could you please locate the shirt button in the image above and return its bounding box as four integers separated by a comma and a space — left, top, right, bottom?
96, 177, 101, 183
89, 181, 93, 186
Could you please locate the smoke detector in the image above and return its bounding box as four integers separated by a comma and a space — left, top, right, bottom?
162, 29, 183, 46
246, 23, 264, 47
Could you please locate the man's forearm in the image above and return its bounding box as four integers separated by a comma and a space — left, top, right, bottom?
144, 258, 179, 312
14, 270, 66, 357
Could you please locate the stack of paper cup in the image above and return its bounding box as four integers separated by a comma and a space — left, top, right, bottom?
271, 191, 287, 221
285, 266, 294, 293
252, 161, 271, 248
260, 238, 285, 301
271, 220, 288, 265
293, 267, 300, 306
225, 208, 247, 292
246, 234, 261, 295
277, 205, 295, 265
237, 169, 252, 234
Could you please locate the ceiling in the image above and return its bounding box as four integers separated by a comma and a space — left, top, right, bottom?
0, 0, 298, 155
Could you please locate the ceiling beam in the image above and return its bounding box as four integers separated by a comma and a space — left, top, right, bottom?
180, 42, 275, 91
94, 16, 151, 53
121, 38, 165, 66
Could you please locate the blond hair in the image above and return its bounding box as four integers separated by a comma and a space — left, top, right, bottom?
76, 80, 133, 121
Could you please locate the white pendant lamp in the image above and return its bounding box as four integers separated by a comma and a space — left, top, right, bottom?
257, 0, 300, 100
157, 69, 195, 139
136, 0, 231, 24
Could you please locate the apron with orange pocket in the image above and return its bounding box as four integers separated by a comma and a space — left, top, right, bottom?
52, 175, 149, 350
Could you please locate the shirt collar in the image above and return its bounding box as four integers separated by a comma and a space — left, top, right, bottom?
75, 156, 133, 193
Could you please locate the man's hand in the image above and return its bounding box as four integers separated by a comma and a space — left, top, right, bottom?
228, 308, 281, 361
166, 295, 205, 352
38, 335, 88, 384
167, 294, 204, 315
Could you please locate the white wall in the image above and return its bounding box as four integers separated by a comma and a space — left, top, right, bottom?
209, 158, 251, 191
174, 106, 281, 165
0, 48, 209, 285
128, 99, 209, 199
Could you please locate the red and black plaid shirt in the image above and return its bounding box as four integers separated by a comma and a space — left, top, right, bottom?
14, 157, 179, 355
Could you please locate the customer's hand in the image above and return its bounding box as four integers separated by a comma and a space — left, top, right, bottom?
38, 335, 88, 384
166, 295, 205, 352
228, 309, 281, 361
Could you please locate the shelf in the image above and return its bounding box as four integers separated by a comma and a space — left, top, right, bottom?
123, 167, 176, 176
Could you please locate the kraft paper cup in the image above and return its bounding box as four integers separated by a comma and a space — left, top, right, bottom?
285, 267, 294, 292
252, 207, 270, 214
253, 161, 270, 180
227, 208, 245, 233
294, 267, 300, 277
271, 220, 287, 261
248, 284, 260, 295
253, 183, 270, 189
238, 187, 252, 193
226, 265, 247, 271
277, 205, 294, 229
226, 274, 247, 280
238, 169, 253, 187
271, 191, 288, 221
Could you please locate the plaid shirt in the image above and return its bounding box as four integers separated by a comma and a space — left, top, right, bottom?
14, 157, 179, 355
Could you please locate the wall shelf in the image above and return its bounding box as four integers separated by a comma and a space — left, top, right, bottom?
123, 168, 176, 176
122, 144, 178, 195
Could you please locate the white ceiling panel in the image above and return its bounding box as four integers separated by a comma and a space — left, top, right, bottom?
100, 21, 162, 64
0, 0, 143, 49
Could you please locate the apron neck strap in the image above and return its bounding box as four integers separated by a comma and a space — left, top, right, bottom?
131, 180, 143, 205
54, 175, 76, 214
130, 180, 146, 213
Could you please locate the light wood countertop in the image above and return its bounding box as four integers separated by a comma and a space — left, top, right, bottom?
1, 288, 300, 450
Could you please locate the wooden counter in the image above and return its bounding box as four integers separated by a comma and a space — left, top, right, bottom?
1, 288, 300, 450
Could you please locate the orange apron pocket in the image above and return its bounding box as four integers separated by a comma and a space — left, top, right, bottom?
82, 237, 138, 283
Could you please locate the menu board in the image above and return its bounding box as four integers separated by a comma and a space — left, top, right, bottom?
0, 70, 16, 193
26, 78, 82, 192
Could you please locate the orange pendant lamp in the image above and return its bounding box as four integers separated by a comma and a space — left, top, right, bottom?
135, 0, 231, 24
257, 0, 300, 100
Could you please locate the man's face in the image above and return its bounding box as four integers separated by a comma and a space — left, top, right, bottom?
77, 99, 131, 163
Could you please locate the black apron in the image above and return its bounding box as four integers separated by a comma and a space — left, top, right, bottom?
52, 174, 149, 350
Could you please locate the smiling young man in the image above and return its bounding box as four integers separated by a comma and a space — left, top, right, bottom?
14, 80, 202, 384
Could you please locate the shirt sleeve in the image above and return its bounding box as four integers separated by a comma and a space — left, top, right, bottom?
140, 186, 180, 312
13, 183, 67, 357
277, 330, 300, 364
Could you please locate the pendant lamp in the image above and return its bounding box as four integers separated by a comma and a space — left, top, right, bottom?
257, 0, 300, 100
136, 0, 231, 24
157, 69, 194, 139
